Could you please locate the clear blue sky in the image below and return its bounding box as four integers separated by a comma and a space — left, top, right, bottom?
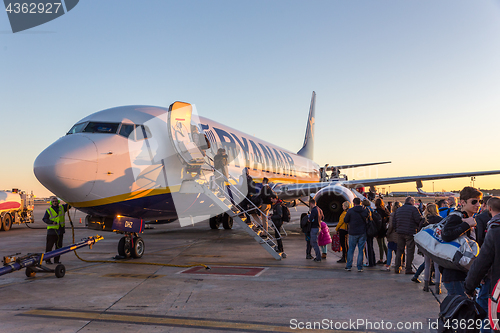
2, 0, 500, 197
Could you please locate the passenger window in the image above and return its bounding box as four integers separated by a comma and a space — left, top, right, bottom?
83, 122, 120, 134
119, 124, 135, 139
66, 122, 87, 135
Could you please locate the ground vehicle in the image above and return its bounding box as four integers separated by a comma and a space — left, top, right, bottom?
0, 189, 34, 231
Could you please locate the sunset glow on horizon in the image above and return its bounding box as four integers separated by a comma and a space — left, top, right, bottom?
2, 1, 500, 197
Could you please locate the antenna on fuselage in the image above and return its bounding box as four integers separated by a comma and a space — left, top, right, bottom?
297, 91, 316, 160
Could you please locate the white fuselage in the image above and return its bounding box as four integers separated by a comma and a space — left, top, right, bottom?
34, 105, 320, 220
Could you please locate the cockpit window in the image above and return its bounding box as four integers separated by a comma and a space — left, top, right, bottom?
83, 122, 120, 134
66, 121, 151, 139
66, 122, 87, 135
119, 124, 151, 140
136, 125, 152, 140
119, 124, 135, 138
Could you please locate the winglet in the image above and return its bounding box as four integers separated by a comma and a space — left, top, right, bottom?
297, 91, 316, 160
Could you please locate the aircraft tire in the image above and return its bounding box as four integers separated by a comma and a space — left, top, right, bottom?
131, 237, 145, 258
300, 213, 307, 224
118, 237, 131, 258
1, 213, 12, 231
25, 267, 36, 278
222, 213, 233, 230
55, 264, 66, 278
209, 216, 221, 229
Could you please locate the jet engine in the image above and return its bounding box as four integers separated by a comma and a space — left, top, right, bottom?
314, 185, 355, 223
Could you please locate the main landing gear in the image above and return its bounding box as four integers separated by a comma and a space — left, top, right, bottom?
116, 232, 145, 259
209, 213, 233, 230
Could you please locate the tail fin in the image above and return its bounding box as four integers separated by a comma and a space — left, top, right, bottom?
297, 91, 316, 160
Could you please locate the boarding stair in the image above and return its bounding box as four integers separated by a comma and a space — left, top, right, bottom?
167, 101, 286, 260
179, 167, 286, 260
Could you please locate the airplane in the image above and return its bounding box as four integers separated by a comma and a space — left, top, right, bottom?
33, 92, 500, 258
416, 188, 459, 198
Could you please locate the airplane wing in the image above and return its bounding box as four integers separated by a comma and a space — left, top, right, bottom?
335, 169, 500, 188
326, 161, 391, 170
275, 169, 500, 199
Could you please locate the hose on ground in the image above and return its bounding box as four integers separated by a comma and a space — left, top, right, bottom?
67, 210, 210, 270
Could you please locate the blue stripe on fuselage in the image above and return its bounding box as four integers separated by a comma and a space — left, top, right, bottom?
77, 192, 217, 221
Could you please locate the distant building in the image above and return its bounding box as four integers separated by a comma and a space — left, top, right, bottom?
389, 191, 426, 197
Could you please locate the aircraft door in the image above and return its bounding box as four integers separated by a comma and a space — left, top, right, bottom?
167, 102, 206, 167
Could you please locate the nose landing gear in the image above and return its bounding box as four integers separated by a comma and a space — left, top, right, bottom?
116, 233, 145, 259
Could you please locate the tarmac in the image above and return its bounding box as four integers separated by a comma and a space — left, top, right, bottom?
0, 203, 446, 333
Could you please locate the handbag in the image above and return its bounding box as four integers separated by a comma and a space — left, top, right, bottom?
414, 214, 479, 272
331, 233, 340, 252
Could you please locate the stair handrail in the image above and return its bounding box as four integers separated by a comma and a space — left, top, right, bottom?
198, 165, 284, 241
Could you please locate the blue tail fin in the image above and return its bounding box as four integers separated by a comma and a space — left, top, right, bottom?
297, 91, 315, 160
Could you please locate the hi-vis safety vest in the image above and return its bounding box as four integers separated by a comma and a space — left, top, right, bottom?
46, 206, 65, 230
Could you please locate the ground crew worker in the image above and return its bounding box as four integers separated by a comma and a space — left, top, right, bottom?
42, 196, 70, 264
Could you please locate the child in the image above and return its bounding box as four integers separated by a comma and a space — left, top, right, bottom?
318, 221, 332, 259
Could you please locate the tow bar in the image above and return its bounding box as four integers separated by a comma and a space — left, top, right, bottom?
0, 235, 103, 278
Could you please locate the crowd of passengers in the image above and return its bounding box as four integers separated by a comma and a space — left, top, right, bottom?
298, 187, 498, 333
224, 160, 499, 331
236, 164, 499, 331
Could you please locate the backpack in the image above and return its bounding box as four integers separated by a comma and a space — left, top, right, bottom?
373, 208, 387, 238
438, 295, 486, 333
300, 214, 310, 233
281, 203, 291, 222
250, 194, 262, 207
371, 209, 383, 234
364, 209, 380, 238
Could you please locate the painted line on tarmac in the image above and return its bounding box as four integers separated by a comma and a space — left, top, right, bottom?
19, 308, 341, 332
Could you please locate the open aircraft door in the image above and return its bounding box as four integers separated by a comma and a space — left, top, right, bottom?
167, 102, 208, 168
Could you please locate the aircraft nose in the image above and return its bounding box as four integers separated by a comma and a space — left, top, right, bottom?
34, 135, 98, 203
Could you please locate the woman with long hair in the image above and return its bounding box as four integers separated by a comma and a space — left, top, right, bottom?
375, 198, 390, 265
381, 201, 401, 271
